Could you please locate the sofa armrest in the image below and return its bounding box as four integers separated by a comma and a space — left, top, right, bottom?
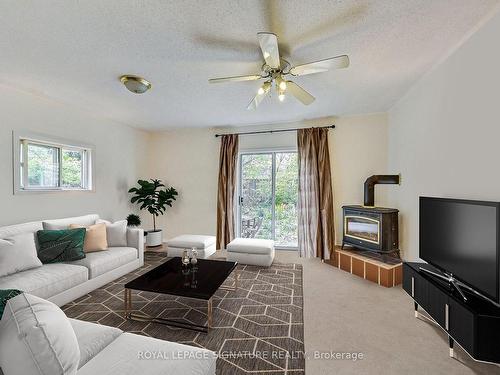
127, 227, 144, 266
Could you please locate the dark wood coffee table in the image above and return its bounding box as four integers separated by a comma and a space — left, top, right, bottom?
123, 257, 238, 333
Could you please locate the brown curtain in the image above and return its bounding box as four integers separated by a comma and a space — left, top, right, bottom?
216, 134, 239, 250
297, 128, 335, 260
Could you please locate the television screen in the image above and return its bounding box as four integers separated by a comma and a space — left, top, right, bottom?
420, 197, 499, 302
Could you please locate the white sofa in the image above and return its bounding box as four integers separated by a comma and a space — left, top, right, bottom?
71, 320, 216, 374
0, 293, 216, 375
0, 214, 144, 306
0, 215, 217, 375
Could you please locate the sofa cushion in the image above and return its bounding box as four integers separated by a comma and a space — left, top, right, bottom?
0, 263, 88, 299
96, 220, 127, 247
0, 293, 80, 375
167, 234, 216, 249
0, 233, 42, 277
70, 223, 108, 252
67, 247, 137, 279
78, 332, 216, 375
37, 228, 86, 263
226, 238, 275, 255
42, 214, 99, 230
69, 318, 122, 369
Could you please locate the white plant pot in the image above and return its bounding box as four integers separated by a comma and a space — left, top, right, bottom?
146, 230, 163, 247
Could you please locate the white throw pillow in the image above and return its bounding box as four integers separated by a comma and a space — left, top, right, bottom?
0, 293, 80, 375
96, 220, 127, 247
0, 233, 42, 277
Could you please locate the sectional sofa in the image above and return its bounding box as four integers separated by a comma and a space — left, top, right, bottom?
0, 214, 143, 306
0, 214, 216, 375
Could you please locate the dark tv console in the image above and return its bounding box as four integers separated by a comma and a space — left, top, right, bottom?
403, 262, 500, 364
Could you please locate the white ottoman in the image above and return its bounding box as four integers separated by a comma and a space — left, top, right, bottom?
166, 234, 216, 259
226, 238, 275, 267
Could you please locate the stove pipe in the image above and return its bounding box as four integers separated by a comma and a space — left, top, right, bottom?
364, 174, 400, 207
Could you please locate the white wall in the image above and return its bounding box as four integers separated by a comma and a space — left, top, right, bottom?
147, 114, 390, 244
145, 128, 220, 237
331, 114, 392, 239
387, 8, 500, 260
0, 85, 149, 226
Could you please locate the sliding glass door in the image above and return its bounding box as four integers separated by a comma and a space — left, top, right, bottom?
274, 152, 298, 247
238, 151, 298, 248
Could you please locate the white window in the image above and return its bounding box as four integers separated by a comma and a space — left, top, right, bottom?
13, 131, 94, 193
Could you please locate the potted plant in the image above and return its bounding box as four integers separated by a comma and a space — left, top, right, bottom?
126, 214, 141, 227
128, 179, 178, 247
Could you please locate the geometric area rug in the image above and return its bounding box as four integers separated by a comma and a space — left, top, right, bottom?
62, 252, 305, 374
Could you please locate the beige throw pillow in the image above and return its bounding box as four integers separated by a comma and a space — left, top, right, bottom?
69, 223, 108, 252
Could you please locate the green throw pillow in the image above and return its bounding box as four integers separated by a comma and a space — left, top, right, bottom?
0, 289, 22, 319
36, 228, 86, 264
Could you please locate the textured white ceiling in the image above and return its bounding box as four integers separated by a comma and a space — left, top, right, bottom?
0, 0, 498, 130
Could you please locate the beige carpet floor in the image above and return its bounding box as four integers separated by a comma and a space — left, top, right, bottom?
272, 251, 500, 375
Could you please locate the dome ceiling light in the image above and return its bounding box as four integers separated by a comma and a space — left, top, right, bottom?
120, 75, 152, 94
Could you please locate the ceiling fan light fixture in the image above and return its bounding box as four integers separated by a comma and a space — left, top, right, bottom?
120, 75, 152, 94
208, 32, 348, 109
277, 75, 287, 91
278, 86, 285, 102
277, 82, 286, 102
258, 81, 271, 96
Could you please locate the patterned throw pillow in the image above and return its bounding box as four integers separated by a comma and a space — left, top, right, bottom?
0, 289, 22, 319
36, 228, 86, 264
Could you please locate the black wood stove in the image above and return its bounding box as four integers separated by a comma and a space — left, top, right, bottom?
342, 175, 400, 256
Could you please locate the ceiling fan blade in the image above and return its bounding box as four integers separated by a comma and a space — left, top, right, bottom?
209, 74, 262, 84
287, 81, 315, 105
289, 55, 349, 76
247, 95, 262, 110
257, 32, 280, 69
247, 82, 271, 110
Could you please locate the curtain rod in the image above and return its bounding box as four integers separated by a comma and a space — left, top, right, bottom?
214, 124, 335, 138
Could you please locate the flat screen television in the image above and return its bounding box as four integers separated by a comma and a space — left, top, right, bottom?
419, 196, 500, 305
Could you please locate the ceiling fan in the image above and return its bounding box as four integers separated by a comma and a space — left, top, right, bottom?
208, 32, 349, 110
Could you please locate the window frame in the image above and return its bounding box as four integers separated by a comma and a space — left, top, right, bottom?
13, 131, 95, 194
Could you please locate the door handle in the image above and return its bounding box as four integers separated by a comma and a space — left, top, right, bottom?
239, 196, 243, 205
